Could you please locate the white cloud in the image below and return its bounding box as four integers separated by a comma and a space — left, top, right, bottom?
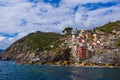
0, 0, 120, 49
0, 36, 5, 41
0, 36, 9, 49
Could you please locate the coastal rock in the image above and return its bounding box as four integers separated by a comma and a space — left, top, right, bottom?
0, 20, 120, 67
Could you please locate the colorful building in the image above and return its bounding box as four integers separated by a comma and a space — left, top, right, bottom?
77, 46, 86, 60
70, 29, 104, 62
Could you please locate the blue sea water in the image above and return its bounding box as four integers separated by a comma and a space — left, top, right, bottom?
0, 61, 120, 80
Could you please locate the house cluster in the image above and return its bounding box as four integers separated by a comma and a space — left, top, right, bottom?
67, 29, 105, 62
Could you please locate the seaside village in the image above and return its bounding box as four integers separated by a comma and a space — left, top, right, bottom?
64, 29, 105, 62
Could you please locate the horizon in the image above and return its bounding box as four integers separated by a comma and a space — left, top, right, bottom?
0, 0, 120, 49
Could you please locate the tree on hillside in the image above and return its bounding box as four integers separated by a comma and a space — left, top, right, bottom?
62, 27, 73, 36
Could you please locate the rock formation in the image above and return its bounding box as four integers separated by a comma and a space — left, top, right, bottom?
0, 20, 120, 67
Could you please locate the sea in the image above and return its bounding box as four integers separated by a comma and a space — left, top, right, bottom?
0, 61, 120, 80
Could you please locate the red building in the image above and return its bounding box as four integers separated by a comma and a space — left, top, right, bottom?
77, 46, 86, 60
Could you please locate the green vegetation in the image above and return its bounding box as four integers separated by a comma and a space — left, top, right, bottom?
62, 27, 73, 36
95, 21, 120, 33
25, 31, 62, 50
115, 38, 120, 46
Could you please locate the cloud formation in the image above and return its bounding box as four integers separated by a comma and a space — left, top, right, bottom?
0, 0, 120, 49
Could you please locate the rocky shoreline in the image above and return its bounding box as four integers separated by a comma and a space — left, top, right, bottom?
0, 21, 120, 68
15, 60, 120, 68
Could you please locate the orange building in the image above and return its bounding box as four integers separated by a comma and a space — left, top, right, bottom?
77, 46, 86, 60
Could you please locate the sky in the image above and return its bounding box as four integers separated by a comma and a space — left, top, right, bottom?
0, 0, 120, 49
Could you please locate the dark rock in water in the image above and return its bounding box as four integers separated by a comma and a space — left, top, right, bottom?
0, 49, 3, 60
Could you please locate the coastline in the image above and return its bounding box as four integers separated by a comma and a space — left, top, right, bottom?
0, 60, 119, 80
15, 60, 120, 68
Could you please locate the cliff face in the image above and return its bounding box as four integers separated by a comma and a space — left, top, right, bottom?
0, 31, 72, 64
88, 35, 120, 66
0, 21, 120, 67
88, 20, 120, 66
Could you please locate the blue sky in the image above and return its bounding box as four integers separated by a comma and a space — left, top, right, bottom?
0, 0, 120, 49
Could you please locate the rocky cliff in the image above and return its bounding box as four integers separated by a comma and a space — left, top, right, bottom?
0, 31, 72, 65
87, 20, 120, 66
0, 21, 120, 67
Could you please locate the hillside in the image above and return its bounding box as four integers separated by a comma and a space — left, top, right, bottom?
0, 31, 72, 64
88, 20, 120, 67
95, 20, 120, 33
0, 20, 120, 67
